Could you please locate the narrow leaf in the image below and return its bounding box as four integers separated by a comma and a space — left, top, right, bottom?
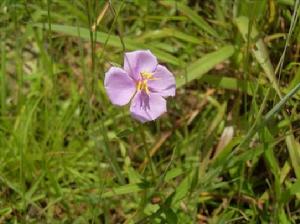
235, 16, 282, 97
34, 23, 181, 66
160, 1, 219, 37
176, 45, 234, 87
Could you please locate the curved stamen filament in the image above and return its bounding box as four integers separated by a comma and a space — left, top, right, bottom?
141, 72, 160, 81
137, 80, 150, 94
137, 71, 159, 94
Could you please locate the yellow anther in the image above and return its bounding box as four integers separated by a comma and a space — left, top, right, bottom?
141, 71, 153, 80
141, 71, 159, 81
137, 81, 142, 91
136, 80, 150, 94
137, 71, 159, 94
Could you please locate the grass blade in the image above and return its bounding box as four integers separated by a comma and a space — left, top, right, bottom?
160, 1, 219, 38
176, 45, 234, 87
200, 74, 271, 96
238, 83, 300, 154
235, 16, 282, 97
138, 28, 202, 44
236, 15, 300, 179
34, 23, 181, 66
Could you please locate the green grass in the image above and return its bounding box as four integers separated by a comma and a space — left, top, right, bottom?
0, 0, 300, 223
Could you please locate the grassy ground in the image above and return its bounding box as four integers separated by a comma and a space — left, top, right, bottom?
0, 0, 300, 223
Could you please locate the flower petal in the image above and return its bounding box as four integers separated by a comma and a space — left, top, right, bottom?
148, 65, 176, 97
104, 67, 136, 106
124, 50, 158, 80
130, 91, 166, 123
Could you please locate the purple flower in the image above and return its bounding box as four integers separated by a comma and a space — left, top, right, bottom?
105, 50, 176, 123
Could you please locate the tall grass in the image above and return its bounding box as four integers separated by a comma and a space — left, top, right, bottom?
0, 0, 300, 223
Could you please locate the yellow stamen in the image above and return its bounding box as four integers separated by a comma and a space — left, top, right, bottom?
144, 81, 150, 94
137, 81, 142, 91
137, 80, 150, 94
137, 71, 159, 95
141, 71, 152, 79
141, 71, 159, 81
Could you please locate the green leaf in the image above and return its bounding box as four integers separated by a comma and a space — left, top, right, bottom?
139, 28, 202, 44
200, 73, 272, 96
287, 66, 300, 93
102, 182, 151, 198
0, 207, 12, 216
164, 167, 184, 181
25, 172, 45, 202
34, 23, 181, 66
235, 16, 282, 97
164, 208, 178, 224
171, 173, 192, 205
289, 179, 300, 195
286, 135, 300, 178
160, 1, 219, 37
236, 16, 300, 180
176, 45, 234, 87
277, 0, 295, 6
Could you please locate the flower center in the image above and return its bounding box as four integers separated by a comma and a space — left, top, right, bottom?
136, 72, 156, 94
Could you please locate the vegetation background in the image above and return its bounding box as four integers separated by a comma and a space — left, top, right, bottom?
0, 0, 300, 223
